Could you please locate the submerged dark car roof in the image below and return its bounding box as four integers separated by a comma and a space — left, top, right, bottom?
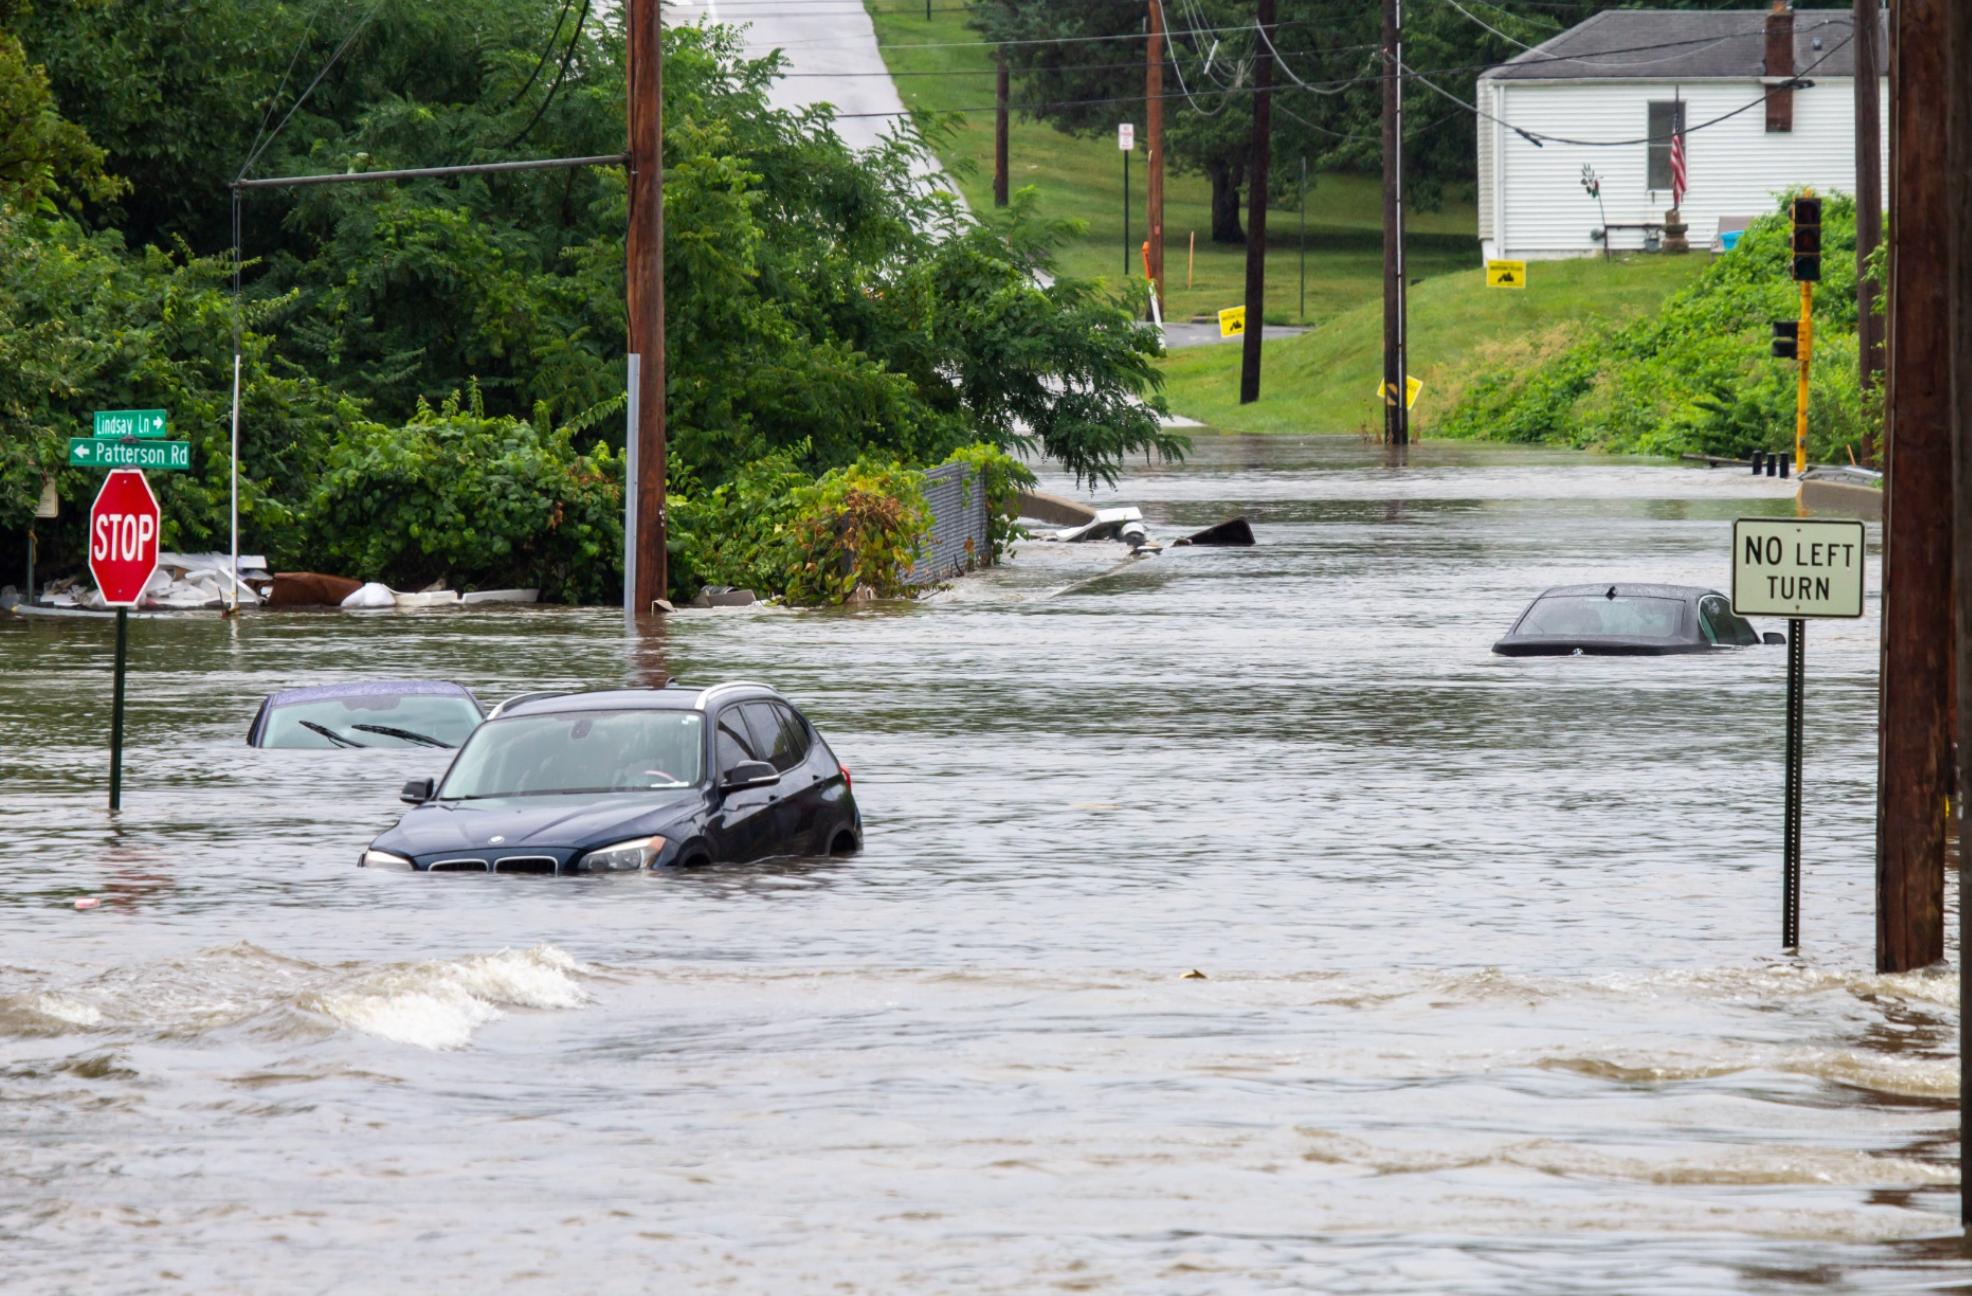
267, 679, 478, 709
497, 683, 780, 719
1529, 583, 1715, 603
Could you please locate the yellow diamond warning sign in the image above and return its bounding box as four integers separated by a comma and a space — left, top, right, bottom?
1377, 375, 1423, 410
1486, 259, 1527, 289
1218, 306, 1246, 338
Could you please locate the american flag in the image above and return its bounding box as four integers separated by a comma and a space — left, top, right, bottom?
1669, 128, 1688, 208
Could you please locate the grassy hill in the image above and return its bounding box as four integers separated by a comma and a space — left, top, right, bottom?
1159, 254, 1712, 434
858, 2, 1705, 438
860, 0, 1476, 326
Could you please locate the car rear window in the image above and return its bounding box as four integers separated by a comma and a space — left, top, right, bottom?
1517, 595, 1683, 639
261, 693, 483, 749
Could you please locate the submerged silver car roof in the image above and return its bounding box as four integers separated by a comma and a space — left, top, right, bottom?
495, 682, 781, 719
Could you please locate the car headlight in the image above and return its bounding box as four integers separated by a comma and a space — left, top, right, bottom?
360, 848, 414, 871
578, 836, 666, 872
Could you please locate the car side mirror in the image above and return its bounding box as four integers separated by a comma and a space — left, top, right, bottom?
400, 777, 435, 804
721, 760, 779, 791
1764, 631, 1787, 645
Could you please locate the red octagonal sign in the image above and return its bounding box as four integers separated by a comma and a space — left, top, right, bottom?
89, 468, 161, 607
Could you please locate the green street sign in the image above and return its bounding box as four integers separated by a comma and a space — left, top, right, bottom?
93, 409, 168, 439
69, 437, 190, 471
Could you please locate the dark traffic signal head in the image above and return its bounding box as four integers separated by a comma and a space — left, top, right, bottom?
1790, 195, 1822, 282
1771, 319, 1799, 359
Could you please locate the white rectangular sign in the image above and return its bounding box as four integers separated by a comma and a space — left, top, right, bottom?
1117, 122, 1135, 151
1731, 517, 1866, 618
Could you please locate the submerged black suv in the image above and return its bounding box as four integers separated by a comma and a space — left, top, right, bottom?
360, 683, 860, 874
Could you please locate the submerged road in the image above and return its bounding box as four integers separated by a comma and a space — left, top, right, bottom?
1, 437, 1958, 1294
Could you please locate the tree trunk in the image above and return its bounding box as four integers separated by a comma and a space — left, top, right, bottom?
1208, 160, 1245, 244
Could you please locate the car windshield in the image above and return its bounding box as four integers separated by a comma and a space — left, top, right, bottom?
262, 693, 483, 749
1517, 595, 1683, 639
439, 710, 705, 799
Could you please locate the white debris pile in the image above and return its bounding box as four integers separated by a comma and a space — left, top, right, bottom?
49, 553, 270, 609
339, 580, 538, 609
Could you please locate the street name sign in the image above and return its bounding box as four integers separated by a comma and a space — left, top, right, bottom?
1486, 259, 1527, 288
93, 409, 168, 439
1731, 517, 1866, 618
69, 437, 190, 471
88, 469, 161, 607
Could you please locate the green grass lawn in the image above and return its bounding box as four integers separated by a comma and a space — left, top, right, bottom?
1159, 253, 1713, 434
860, 0, 1475, 326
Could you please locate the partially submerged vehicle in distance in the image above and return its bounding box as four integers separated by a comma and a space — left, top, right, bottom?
249, 680, 485, 748
1492, 584, 1783, 657
360, 682, 861, 874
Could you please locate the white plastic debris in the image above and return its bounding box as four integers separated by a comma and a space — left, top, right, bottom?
394, 589, 460, 608
459, 588, 539, 605
341, 582, 397, 609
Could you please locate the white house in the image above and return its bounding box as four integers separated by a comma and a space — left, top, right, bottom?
1476, 6, 1886, 261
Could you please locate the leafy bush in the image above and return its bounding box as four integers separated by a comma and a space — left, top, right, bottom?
670, 448, 931, 607
302, 386, 623, 602
1439, 193, 1879, 462
783, 458, 930, 605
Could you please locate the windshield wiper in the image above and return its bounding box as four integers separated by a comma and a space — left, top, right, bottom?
350, 723, 453, 749
300, 720, 367, 748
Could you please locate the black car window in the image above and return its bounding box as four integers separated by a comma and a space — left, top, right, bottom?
1518, 595, 1682, 638
1698, 595, 1761, 647
742, 701, 807, 773
715, 711, 757, 778
771, 703, 814, 769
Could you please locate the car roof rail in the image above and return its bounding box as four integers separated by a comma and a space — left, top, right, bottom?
692, 680, 777, 710
487, 689, 571, 719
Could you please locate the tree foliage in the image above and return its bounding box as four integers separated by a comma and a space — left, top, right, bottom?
1, 4, 1185, 600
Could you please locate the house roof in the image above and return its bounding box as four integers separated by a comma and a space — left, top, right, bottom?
1482, 8, 1882, 82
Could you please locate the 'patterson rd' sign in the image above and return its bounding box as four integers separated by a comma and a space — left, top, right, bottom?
69, 438, 190, 470
1731, 517, 1866, 618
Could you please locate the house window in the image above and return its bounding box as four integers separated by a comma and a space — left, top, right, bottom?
1646, 101, 1686, 191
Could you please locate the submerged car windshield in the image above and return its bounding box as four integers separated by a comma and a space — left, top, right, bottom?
439, 710, 705, 799
262, 693, 482, 749
1516, 595, 1683, 639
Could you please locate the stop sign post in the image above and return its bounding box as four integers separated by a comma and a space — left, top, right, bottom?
88, 469, 161, 810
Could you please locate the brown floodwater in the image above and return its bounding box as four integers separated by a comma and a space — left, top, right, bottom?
0, 435, 1960, 1293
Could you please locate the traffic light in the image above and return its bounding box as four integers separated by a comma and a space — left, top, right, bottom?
1790, 195, 1822, 282
1771, 320, 1799, 359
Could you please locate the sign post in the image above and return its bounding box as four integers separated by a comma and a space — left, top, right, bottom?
1118, 123, 1134, 280
1731, 517, 1867, 947
87, 468, 163, 811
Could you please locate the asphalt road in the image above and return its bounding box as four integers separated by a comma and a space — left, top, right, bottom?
669, 0, 951, 188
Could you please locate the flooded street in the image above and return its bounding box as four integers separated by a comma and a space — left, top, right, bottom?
1, 435, 1960, 1293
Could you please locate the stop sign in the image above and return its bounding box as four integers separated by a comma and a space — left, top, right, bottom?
88, 469, 161, 607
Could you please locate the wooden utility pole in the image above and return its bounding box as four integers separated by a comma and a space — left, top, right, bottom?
994, 47, 1009, 208
627, 0, 666, 612
1147, 0, 1165, 315
1942, 0, 1970, 1231
1876, 0, 1951, 973
1854, 0, 1883, 461
1238, 0, 1275, 405
1381, 0, 1407, 444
